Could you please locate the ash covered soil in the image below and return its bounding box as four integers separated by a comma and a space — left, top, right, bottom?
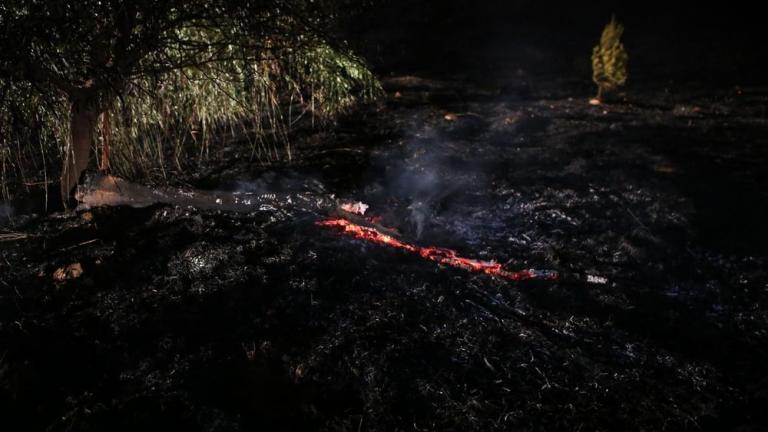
2, 77, 768, 431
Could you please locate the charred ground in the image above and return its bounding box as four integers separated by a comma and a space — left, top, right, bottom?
2, 2, 768, 431
2, 74, 768, 430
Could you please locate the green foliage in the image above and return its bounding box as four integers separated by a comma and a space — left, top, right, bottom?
0, 82, 69, 201
288, 43, 383, 119
0, 1, 382, 200
591, 16, 628, 100
105, 38, 381, 182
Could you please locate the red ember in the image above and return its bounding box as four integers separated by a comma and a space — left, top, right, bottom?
317, 218, 558, 282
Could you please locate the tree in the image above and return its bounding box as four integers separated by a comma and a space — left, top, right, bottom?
591, 16, 628, 104
0, 0, 379, 205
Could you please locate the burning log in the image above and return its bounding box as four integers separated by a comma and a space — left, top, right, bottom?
317, 218, 558, 282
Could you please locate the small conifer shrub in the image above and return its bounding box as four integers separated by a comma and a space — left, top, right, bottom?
591, 16, 628, 103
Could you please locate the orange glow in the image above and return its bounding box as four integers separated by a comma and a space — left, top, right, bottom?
317, 218, 557, 282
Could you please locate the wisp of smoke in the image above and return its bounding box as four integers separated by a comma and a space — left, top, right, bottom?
0, 202, 13, 221
386, 127, 488, 240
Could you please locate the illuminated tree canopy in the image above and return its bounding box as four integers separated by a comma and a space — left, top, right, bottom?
0, 0, 380, 203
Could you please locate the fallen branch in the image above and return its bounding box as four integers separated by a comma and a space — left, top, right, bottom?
317, 218, 558, 282
75, 174, 338, 216
58, 239, 99, 252
0, 231, 30, 242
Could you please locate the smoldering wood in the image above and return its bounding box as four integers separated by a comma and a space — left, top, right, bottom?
75, 174, 339, 215
75, 174, 406, 239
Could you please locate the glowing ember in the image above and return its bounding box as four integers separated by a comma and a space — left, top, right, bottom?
317, 218, 558, 282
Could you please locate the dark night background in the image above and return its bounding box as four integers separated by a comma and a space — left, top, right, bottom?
348, 1, 766, 84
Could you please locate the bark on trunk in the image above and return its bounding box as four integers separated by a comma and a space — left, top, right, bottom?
99, 110, 111, 172
61, 101, 99, 205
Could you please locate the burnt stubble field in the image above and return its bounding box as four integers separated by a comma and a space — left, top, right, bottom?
1, 2, 767, 431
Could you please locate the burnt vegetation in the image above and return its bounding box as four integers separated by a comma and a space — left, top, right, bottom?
1, 2, 768, 431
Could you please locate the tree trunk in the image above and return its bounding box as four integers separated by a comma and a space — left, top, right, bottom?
99, 110, 111, 172
60, 100, 100, 205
